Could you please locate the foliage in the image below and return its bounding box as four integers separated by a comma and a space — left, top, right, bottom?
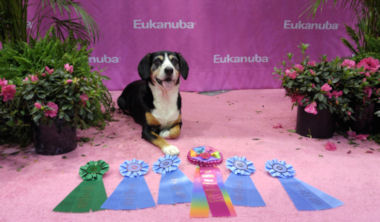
0, 0, 98, 44
305, 0, 380, 59
274, 43, 380, 122
0, 30, 113, 146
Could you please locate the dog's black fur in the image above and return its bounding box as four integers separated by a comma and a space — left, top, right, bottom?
117, 51, 188, 155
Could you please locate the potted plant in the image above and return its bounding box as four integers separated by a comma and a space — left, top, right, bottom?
0, 29, 113, 154
333, 56, 380, 133
274, 44, 353, 138
0, 0, 99, 45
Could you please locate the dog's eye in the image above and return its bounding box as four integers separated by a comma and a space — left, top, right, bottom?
170, 58, 179, 66
153, 59, 162, 66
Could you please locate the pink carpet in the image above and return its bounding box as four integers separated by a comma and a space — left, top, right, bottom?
1, 89, 379, 222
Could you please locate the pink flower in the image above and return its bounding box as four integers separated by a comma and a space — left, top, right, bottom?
291, 94, 305, 106
1, 84, 16, 102
34, 102, 42, 109
309, 69, 316, 75
333, 91, 343, 97
347, 111, 352, 116
355, 134, 369, 141
273, 123, 283, 129
80, 93, 89, 105
321, 83, 332, 92
312, 83, 316, 88
64, 64, 74, 73
364, 87, 372, 98
341, 59, 356, 69
0, 78, 8, 87
66, 79, 73, 84
294, 64, 304, 72
41, 73, 46, 77
44, 102, 58, 118
30, 75, 38, 82
285, 69, 298, 79
325, 142, 337, 151
357, 57, 380, 73
45, 66, 54, 75
328, 90, 343, 99
308, 61, 316, 66
23, 77, 29, 82
347, 130, 357, 138
304, 102, 318, 115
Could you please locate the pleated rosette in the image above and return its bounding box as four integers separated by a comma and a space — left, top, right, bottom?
101, 159, 155, 210
153, 155, 193, 204
224, 156, 265, 207
53, 160, 109, 212
188, 146, 236, 218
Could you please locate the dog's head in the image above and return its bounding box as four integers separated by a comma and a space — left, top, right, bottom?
138, 51, 189, 89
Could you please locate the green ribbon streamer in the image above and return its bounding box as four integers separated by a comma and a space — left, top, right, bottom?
53, 160, 109, 213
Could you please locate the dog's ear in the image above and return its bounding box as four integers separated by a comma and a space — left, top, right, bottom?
138, 53, 152, 80
176, 52, 189, 80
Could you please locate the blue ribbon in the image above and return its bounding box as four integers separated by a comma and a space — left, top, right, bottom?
157, 170, 193, 204
225, 174, 266, 207
101, 159, 155, 210
225, 156, 265, 207
101, 176, 155, 210
153, 155, 193, 205
265, 159, 343, 211
279, 177, 343, 211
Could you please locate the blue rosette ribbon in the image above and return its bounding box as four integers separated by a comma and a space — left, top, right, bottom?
101, 159, 155, 210
224, 156, 266, 207
265, 159, 343, 211
153, 155, 193, 204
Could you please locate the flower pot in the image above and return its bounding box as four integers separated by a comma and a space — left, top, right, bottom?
33, 119, 77, 155
296, 106, 335, 138
350, 103, 375, 134
374, 103, 380, 134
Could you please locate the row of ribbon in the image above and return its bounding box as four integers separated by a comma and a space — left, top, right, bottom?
53, 156, 343, 217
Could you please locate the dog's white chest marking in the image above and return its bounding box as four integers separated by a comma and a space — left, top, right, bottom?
150, 85, 180, 128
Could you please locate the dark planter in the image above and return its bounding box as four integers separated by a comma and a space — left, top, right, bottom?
296, 106, 335, 138
372, 103, 380, 134
350, 103, 375, 134
33, 119, 77, 155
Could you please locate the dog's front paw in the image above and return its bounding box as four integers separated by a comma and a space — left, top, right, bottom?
162, 145, 180, 155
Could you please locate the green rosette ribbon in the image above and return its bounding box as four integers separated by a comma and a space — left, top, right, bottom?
54, 160, 109, 213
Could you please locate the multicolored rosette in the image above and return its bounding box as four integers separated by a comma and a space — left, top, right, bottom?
265, 159, 343, 211
224, 156, 265, 207
101, 159, 155, 210
53, 160, 109, 212
153, 155, 193, 204
188, 146, 236, 218
187, 145, 223, 167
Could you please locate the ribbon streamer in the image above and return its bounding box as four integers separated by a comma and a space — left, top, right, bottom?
188, 146, 236, 218
224, 156, 265, 207
53, 160, 109, 213
153, 155, 193, 204
101, 159, 155, 210
265, 159, 343, 211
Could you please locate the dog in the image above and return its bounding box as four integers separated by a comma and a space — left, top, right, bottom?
117, 51, 189, 155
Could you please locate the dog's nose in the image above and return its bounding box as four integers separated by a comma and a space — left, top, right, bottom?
164, 67, 173, 76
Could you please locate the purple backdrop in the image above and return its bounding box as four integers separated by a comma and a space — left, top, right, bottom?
31, 0, 356, 91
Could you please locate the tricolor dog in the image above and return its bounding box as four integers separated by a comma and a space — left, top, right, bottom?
117, 51, 189, 155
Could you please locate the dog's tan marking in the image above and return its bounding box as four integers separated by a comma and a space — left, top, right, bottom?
169, 124, 181, 139
145, 112, 160, 126
168, 54, 175, 60
154, 55, 164, 60
151, 132, 170, 149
